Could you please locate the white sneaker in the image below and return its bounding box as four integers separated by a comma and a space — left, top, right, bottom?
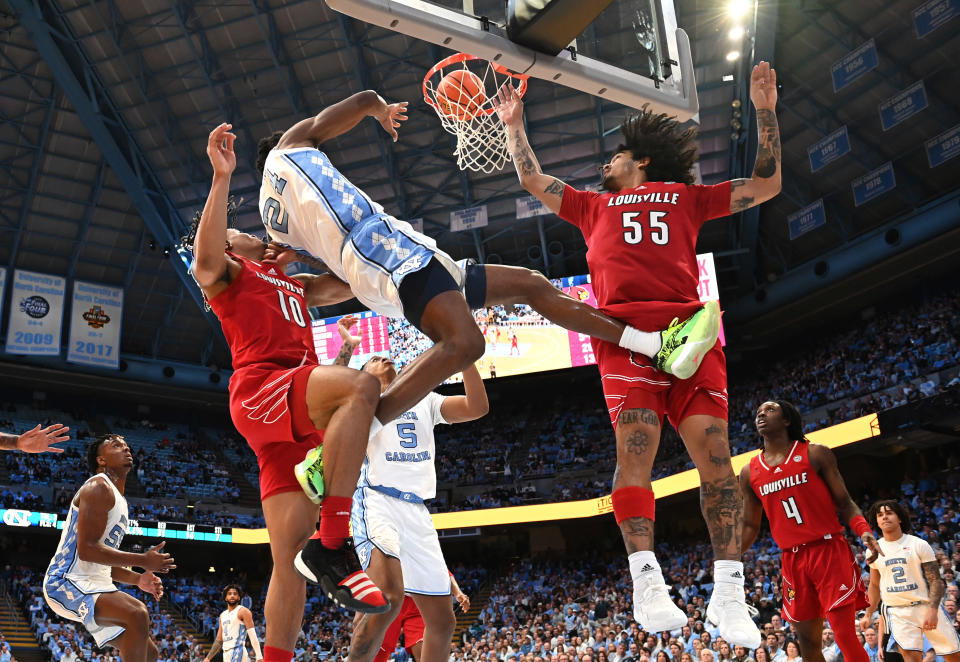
706, 593, 762, 649
633, 582, 687, 632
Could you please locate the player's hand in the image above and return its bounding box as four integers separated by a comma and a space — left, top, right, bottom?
749, 61, 777, 110
921, 607, 938, 630
141, 541, 177, 573
263, 242, 297, 267
859, 614, 872, 631
337, 315, 363, 345
138, 571, 164, 600
455, 591, 471, 613
862, 533, 883, 565
207, 123, 237, 176
493, 83, 524, 127
16, 423, 70, 453
375, 98, 408, 142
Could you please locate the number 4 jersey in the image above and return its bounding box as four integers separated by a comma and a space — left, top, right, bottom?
749, 440, 844, 548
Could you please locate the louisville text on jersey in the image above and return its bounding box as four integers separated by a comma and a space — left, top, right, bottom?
757, 472, 809, 496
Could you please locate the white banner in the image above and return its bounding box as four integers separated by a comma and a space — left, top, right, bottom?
450, 205, 488, 232
696, 252, 719, 302
5, 270, 65, 356
516, 195, 551, 219
67, 280, 123, 369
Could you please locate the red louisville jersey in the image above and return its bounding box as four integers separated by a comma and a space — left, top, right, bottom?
749, 440, 844, 548
559, 181, 731, 329
206, 254, 318, 371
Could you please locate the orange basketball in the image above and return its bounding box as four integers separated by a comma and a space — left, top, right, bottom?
435, 70, 486, 120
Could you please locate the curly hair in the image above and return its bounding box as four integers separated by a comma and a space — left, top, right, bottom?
86, 434, 124, 474
617, 105, 698, 185
773, 400, 805, 442
867, 499, 912, 533
257, 131, 284, 180
222, 584, 244, 600
180, 196, 242, 253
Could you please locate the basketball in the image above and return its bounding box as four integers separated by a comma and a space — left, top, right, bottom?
435, 70, 486, 120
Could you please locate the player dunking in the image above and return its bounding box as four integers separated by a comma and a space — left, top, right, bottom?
862, 500, 960, 662
43, 435, 175, 662
256, 91, 720, 430
333, 319, 487, 662
204, 585, 263, 662
494, 62, 783, 645
188, 124, 389, 662
742, 400, 881, 662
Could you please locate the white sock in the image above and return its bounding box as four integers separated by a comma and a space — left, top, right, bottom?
713, 560, 745, 595
619, 326, 662, 358
369, 417, 383, 438
628, 551, 666, 586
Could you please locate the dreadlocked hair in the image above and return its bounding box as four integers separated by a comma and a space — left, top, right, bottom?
617, 104, 698, 185
257, 131, 284, 180
773, 400, 805, 442
180, 195, 242, 253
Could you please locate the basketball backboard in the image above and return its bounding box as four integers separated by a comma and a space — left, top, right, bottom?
326, 0, 699, 120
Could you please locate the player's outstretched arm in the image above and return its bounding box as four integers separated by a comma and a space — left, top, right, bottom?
729, 61, 782, 214
239, 606, 264, 661
738, 463, 764, 553
440, 363, 489, 423
193, 123, 241, 297
295, 273, 356, 308
493, 84, 566, 215
279, 91, 408, 146
861, 568, 882, 631
0, 423, 69, 453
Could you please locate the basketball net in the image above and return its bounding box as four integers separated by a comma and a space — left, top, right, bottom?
424, 53, 529, 174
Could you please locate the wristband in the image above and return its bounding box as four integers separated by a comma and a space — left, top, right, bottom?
850, 515, 871, 537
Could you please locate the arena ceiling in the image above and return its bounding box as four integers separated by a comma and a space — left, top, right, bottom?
1, 0, 958, 368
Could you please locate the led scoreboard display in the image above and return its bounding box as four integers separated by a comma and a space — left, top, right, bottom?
0, 508, 232, 543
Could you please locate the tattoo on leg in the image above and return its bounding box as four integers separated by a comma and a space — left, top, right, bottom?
625, 430, 650, 456
619, 409, 659, 427
621, 516, 654, 554
708, 450, 730, 467
700, 473, 742, 559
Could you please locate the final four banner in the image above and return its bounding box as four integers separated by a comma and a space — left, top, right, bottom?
67, 280, 123, 369
5, 270, 65, 356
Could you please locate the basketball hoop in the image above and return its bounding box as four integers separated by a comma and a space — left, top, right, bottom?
424, 53, 529, 173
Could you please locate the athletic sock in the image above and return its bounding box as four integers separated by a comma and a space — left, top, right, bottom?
315, 496, 352, 549
263, 646, 294, 662
712, 560, 745, 597
628, 551, 666, 587
619, 326, 662, 358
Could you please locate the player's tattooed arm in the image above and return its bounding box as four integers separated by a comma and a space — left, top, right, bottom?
332, 314, 362, 367
739, 463, 764, 554
728, 109, 782, 214
922, 560, 946, 606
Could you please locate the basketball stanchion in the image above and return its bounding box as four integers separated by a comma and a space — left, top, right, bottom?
423, 52, 529, 173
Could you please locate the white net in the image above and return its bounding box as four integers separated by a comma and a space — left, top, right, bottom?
424, 55, 528, 174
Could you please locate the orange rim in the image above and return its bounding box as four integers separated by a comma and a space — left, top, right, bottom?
423, 52, 529, 118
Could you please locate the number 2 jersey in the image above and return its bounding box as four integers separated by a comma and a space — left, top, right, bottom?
558, 181, 731, 330
749, 440, 844, 548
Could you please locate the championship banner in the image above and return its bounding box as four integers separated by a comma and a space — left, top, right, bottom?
5, 270, 65, 356
516, 195, 551, 219
450, 205, 488, 232
67, 280, 123, 369
879, 81, 928, 131
831, 40, 878, 92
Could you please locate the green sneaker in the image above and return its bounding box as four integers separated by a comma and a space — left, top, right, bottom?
654, 300, 721, 380
295, 446, 325, 504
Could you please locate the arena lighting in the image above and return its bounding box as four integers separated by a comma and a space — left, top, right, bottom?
726, 0, 752, 20
728, 25, 744, 39
722, 74, 734, 82
229, 414, 879, 544
726, 50, 741, 61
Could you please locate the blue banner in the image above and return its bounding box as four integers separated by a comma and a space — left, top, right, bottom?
831, 39, 879, 92
914, 0, 960, 37
852, 162, 896, 207
926, 124, 960, 167
808, 126, 851, 172
788, 199, 826, 240
879, 81, 928, 131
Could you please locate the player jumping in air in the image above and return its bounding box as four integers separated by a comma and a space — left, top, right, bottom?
256, 91, 720, 439
742, 400, 882, 662
862, 500, 960, 662
204, 584, 263, 662
188, 124, 389, 662
494, 62, 783, 646
43, 435, 175, 662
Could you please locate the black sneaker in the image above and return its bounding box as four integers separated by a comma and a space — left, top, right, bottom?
294, 538, 390, 614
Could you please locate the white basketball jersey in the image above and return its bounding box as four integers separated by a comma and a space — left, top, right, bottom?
219, 607, 249, 661
360, 392, 448, 500
46, 475, 128, 587
869, 533, 936, 606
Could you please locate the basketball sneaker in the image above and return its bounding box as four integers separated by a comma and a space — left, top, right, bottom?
632, 580, 687, 632
294, 538, 391, 614
295, 446, 325, 504
654, 300, 721, 380
706, 591, 762, 649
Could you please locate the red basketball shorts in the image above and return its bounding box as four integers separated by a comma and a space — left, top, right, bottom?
373, 596, 424, 662
780, 534, 868, 623
229, 363, 325, 501
592, 338, 728, 428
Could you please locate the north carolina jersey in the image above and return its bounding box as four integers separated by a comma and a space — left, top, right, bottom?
205, 253, 317, 371
359, 392, 448, 501
219, 607, 249, 662
46, 475, 128, 587
558, 181, 731, 329
869, 534, 937, 606
749, 440, 843, 548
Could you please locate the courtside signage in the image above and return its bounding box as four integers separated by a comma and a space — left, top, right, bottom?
925, 124, 960, 167
450, 205, 488, 231
516, 195, 551, 219
808, 126, 851, 172
879, 81, 928, 131
913, 0, 960, 37
788, 199, 826, 240
852, 162, 896, 207
0, 510, 233, 542
831, 40, 879, 92
5, 270, 65, 356
67, 280, 123, 369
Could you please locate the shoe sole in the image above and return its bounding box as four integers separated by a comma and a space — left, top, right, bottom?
633, 608, 688, 633
294, 551, 391, 615
706, 604, 761, 649
667, 301, 721, 380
